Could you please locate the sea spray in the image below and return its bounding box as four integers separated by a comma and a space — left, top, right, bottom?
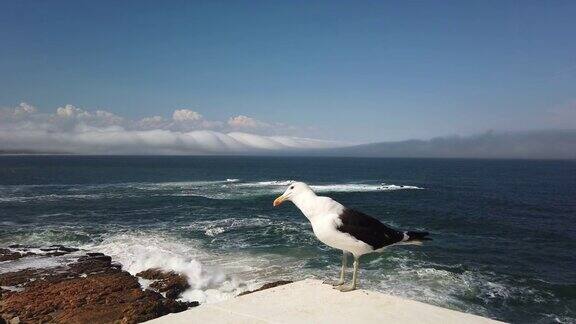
82, 233, 256, 303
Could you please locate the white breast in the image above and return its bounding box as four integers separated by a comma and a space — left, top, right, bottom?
291, 193, 374, 257
310, 213, 374, 257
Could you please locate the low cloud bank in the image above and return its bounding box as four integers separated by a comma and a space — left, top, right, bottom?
0, 103, 339, 154
2, 102, 575, 158
321, 130, 576, 159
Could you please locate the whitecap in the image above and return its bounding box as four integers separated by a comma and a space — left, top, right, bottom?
81, 234, 253, 303
231, 180, 422, 194
310, 183, 423, 192
80, 232, 319, 304
0, 194, 103, 203
205, 227, 225, 237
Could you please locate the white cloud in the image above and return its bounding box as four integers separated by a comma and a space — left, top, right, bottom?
0, 127, 339, 155
137, 116, 169, 129
0, 102, 340, 154
198, 120, 224, 129
92, 110, 123, 125
172, 109, 202, 122
14, 102, 37, 115
228, 115, 269, 129
56, 104, 85, 118
54, 104, 123, 127
0, 102, 38, 119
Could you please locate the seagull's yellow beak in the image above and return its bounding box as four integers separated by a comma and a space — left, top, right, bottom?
273, 194, 286, 207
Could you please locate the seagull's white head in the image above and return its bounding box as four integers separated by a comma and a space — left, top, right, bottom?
273, 181, 315, 207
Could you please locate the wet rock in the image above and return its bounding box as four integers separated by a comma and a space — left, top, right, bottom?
0, 268, 41, 287
136, 268, 171, 280
0, 253, 120, 289
1, 244, 78, 261
136, 268, 190, 299
69, 253, 119, 274
238, 280, 293, 296
39, 244, 79, 253
0, 246, 198, 324
39, 244, 80, 257
0, 248, 35, 262
1, 271, 191, 323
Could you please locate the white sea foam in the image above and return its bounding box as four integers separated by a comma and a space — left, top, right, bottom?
250, 180, 295, 186
151, 180, 235, 187
80, 231, 319, 304
186, 217, 275, 233
0, 250, 82, 274
81, 233, 258, 303
184, 217, 317, 250
310, 183, 423, 192
1, 227, 544, 320
0, 194, 103, 203
204, 227, 225, 237
0, 180, 423, 204
358, 254, 549, 319
173, 192, 230, 200
233, 180, 423, 193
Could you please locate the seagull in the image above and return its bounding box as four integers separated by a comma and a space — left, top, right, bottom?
273, 181, 431, 292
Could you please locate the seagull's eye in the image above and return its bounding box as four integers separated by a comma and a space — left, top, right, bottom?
290, 186, 294, 190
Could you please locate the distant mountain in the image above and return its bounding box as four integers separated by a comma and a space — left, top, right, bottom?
0, 149, 71, 155
315, 130, 576, 160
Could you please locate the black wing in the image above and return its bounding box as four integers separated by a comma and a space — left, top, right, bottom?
337, 208, 404, 250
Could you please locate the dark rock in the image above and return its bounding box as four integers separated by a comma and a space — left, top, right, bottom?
136, 268, 167, 280
0, 246, 198, 324
0, 253, 123, 289
238, 280, 293, 296
136, 268, 190, 299
70, 254, 114, 274
0, 248, 35, 262
39, 245, 79, 253
40, 245, 80, 257
1, 271, 193, 323
182, 301, 200, 308
1, 244, 78, 261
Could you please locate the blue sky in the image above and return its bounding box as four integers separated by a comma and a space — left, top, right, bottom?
1, 0, 575, 143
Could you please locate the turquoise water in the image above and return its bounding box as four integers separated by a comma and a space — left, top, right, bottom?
0, 156, 575, 323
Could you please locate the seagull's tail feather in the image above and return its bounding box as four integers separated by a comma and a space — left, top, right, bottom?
401, 231, 432, 245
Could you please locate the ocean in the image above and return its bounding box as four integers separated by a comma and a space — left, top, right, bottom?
0, 156, 574, 323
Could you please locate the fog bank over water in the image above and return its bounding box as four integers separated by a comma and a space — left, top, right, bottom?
315, 130, 576, 160
0, 103, 341, 154
1, 103, 575, 158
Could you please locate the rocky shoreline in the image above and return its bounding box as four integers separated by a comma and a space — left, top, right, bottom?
0, 245, 199, 323
0, 245, 292, 324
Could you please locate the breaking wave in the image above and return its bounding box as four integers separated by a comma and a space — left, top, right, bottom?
0, 179, 423, 203
77, 231, 543, 320
80, 232, 312, 304
81, 233, 253, 303
235, 180, 423, 192
310, 183, 423, 192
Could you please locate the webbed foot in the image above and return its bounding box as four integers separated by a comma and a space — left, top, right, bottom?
324, 279, 345, 287
336, 285, 356, 292
331, 281, 345, 288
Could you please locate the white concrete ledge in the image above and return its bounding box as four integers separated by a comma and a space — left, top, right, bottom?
145, 279, 505, 324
